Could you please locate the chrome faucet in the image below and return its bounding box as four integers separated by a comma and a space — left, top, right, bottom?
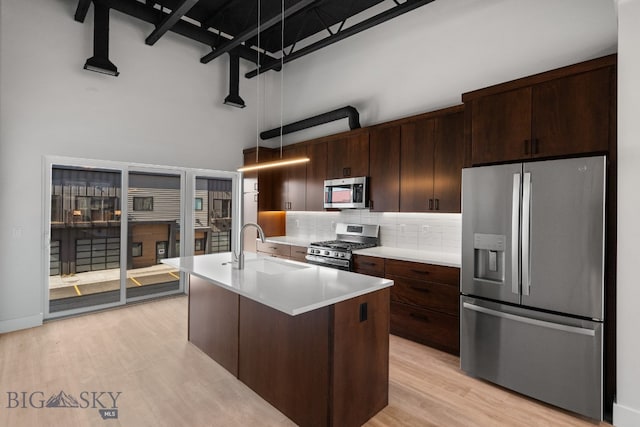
233, 222, 266, 269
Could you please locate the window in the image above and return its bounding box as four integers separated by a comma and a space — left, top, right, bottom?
131, 242, 142, 257
194, 197, 203, 211
133, 196, 153, 211
195, 238, 205, 251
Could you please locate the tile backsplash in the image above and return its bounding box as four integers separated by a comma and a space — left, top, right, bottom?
285, 211, 461, 254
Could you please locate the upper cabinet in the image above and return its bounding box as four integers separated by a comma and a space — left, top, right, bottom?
305, 141, 328, 212
243, 147, 277, 211
369, 125, 400, 212
326, 132, 369, 179
279, 145, 308, 211
464, 55, 616, 166
400, 108, 464, 213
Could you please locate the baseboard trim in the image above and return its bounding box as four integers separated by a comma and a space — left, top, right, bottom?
614, 401, 640, 427
0, 313, 43, 333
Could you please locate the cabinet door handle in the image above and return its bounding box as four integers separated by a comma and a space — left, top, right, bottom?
533, 138, 539, 154
409, 286, 430, 293
524, 139, 530, 155
409, 312, 430, 323
411, 269, 430, 275
370, 200, 374, 210
343, 167, 351, 177
254, 194, 258, 202
428, 199, 433, 210
434, 199, 440, 210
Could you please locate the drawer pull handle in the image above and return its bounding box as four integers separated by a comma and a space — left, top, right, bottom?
409, 286, 430, 293
362, 262, 377, 266
411, 269, 429, 275
409, 312, 430, 323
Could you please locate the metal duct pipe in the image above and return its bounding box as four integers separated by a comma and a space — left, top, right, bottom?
260, 106, 360, 140
83, 0, 119, 76
223, 54, 245, 108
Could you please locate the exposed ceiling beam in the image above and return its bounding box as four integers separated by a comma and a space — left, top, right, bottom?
201, 0, 235, 30
74, 0, 92, 23
99, 0, 277, 65
145, 0, 199, 45
246, 0, 436, 78
200, 0, 319, 64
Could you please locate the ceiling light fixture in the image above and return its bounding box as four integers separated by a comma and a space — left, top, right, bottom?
237, 0, 309, 172
83, 1, 119, 76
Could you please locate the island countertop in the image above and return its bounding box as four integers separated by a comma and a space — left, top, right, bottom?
163, 252, 393, 316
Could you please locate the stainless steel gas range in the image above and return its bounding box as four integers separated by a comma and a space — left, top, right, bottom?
305, 223, 379, 271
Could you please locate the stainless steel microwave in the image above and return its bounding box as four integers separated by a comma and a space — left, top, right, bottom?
324, 177, 369, 209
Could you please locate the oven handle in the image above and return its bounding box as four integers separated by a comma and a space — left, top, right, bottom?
305, 255, 350, 269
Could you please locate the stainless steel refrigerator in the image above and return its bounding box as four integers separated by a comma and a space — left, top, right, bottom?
460, 156, 606, 420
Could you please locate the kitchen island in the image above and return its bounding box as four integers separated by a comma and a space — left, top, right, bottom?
163, 252, 393, 427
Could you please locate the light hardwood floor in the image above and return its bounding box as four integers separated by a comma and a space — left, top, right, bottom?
0, 296, 610, 427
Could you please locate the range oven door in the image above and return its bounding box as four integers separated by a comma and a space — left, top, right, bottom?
460, 296, 603, 420
305, 254, 350, 271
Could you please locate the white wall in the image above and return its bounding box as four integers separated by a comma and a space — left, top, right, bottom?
614, 1, 640, 425
0, 0, 259, 330
261, 0, 618, 146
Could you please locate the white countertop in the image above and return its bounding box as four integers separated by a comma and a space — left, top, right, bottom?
262, 235, 461, 268
263, 236, 313, 247
353, 246, 461, 268
163, 252, 393, 316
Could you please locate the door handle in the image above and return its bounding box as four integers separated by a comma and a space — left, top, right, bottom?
463, 302, 595, 336
522, 172, 531, 296
511, 173, 521, 295
428, 199, 433, 210
434, 199, 440, 210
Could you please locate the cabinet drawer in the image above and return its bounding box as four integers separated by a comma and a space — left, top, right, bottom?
385, 259, 459, 286
256, 241, 291, 258
352, 255, 385, 277
391, 302, 459, 355
289, 245, 308, 262
388, 275, 458, 316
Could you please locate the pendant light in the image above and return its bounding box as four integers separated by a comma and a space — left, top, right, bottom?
238, 0, 309, 173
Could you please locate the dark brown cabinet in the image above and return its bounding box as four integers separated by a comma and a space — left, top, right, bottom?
326, 132, 369, 179
352, 254, 385, 278
243, 148, 277, 211
465, 56, 615, 165
369, 125, 400, 212
305, 141, 328, 211
385, 259, 460, 355
400, 109, 464, 213
279, 145, 307, 211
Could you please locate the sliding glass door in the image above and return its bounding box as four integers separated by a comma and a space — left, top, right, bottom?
126, 171, 183, 300
45, 158, 239, 319
48, 165, 124, 314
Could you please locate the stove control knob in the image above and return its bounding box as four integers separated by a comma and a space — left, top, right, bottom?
324, 250, 330, 256
339, 253, 345, 258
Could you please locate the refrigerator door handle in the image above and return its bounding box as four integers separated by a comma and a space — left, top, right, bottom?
511, 173, 521, 295
462, 302, 596, 336
522, 172, 532, 296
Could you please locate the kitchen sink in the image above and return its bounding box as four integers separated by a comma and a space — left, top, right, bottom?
242, 258, 310, 275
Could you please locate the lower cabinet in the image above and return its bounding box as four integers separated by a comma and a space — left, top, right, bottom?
256, 241, 308, 262
256, 241, 291, 258
385, 259, 460, 355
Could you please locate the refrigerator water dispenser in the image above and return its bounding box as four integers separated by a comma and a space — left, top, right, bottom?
473, 233, 506, 283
